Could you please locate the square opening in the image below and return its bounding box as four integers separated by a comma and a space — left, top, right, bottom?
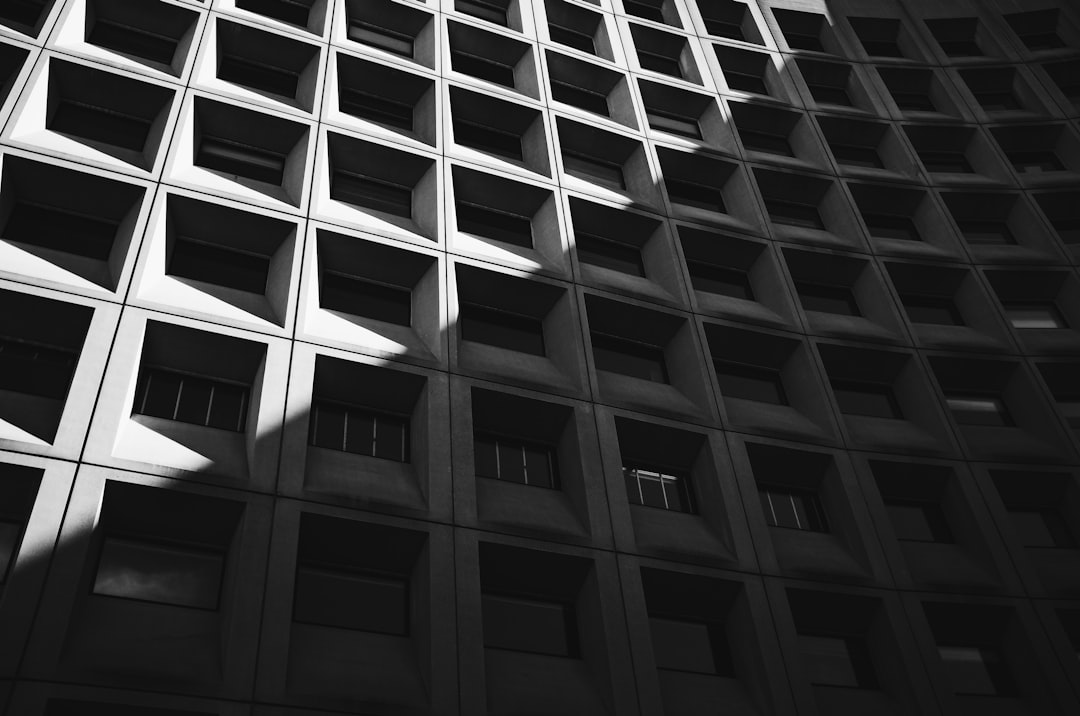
215, 19, 320, 111
730, 101, 821, 165
556, 117, 651, 201
545, 50, 634, 128
235, 0, 321, 34
0, 0, 54, 37
925, 17, 987, 59
697, 0, 763, 45
884, 262, 970, 330
83, 0, 198, 75
871, 462, 954, 544
545, 0, 612, 60
450, 85, 547, 174
471, 388, 572, 491
616, 417, 709, 517
448, 20, 538, 99
849, 183, 954, 255
797, 57, 870, 110
343, 0, 435, 69
773, 8, 837, 54
849, 16, 917, 60
1005, 9, 1070, 53
877, 67, 958, 117
334, 53, 435, 145
704, 323, 815, 417
787, 589, 882, 689
986, 269, 1078, 333
451, 165, 557, 256
818, 345, 918, 429
638, 79, 717, 143
960, 67, 1037, 115
657, 148, 756, 229
456, 263, 562, 359
641, 568, 739, 676
941, 192, 1030, 249
630, 23, 700, 84
755, 168, 850, 239
817, 116, 893, 171
923, 603, 1020, 697
991, 469, 1077, 549
714, 44, 775, 96
747, 444, 834, 535
0, 288, 92, 442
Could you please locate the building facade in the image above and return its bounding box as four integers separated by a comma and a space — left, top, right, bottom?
0, 0, 1078, 713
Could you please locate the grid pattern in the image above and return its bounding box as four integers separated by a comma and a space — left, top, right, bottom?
0, 0, 1079, 714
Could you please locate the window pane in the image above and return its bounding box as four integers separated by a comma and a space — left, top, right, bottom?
663, 475, 693, 513
799, 634, 871, 688
650, 617, 721, 674
549, 24, 596, 54
577, 233, 645, 276
0, 339, 77, 401
638, 471, 668, 509
197, 138, 285, 186
797, 282, 859, 315
331, 172, 413, 218
482, 593, 577, 656
93, 537, 224, 610
497, 441, 528, 484
715, 362, 787, 405
89, 20, 179, 65
348, 23, 414, 57
591, 334, 668, 383
137, 370, 181, 420
207, 382, 246, 432
457, 0, 508, 26
51, 101, 151, 152
373, 415, 409, 462
947, 395, 1012, 427
218, 55, 299, 99
667, 179, 726, 214
345, 411, 375, 456
321, 272, 413, 326
904, 295, 963, 326
474, 436, 500, 479
523, 445, 556, 489
4, 202, 117, 261
647, 110, 702, 139
687, 261, 754, 300
760, 488, 827, 532
454, 119, 524, 161
339, 89, 414, 129
451, 50, 515, 87
311, 402, 347, 450
173, 377, 213, 426
170, 238, 270, 294
294, 565, 409, 634
461, 304, 546, 356
939, 646, 1012, 695
832, 382, 901, 419
0, 520, 22, 582
563, 152, 626, 190
551, 81, 609, 116
456, 202, 533, 248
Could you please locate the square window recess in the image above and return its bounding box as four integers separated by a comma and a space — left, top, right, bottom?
772, 8, 841, 54
212, 19, 321, 112
333, 53, 435, 146
754, 168, 856, 245
545, 50, 636, 128
629, 23, 701, 84
556, 116, 656, 205
638, 79, 724, 147
343, 0, 435, 69
698, 0, 764, 45
657, 147, 758, 230
450, 85, 548, 176
447, 20, 539, 100
544, 0, 613, 61
234, 0, 325, 36
816, 116, 906, 176
714, 44, 778, 98
78, 0, 200, 77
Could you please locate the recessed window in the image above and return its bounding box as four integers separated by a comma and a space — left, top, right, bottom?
765, 198, 825, 230
799, 634, 876, 688
774, 9, 827, 52
591, 333, 668, 382
549, 23, 595, 54
666, 178, 725, 214
957, 220, 1014, 245
456, 0, 509, 27
320, 272, 412, 326
650, 616, 730, 674
926, 18, 983, 57
946, 395, 1013, 427
646, 107, 701, 139
51, 99, 150, 153
832, 381, 902, 419
340, 89, 413, 130
451, 49, 515, 88
550, 79, 609, 115
474, 433, 558, 488
219, 54, 298, 99
938, 645, 1016, 696
576, 233, 645, 276
638, 48, 682, 78
903, 295, 964, 326
796, 282, 860, 316
624, 465, 694, 513
134, 368, 248, 432
759, 486, 828, 532
348, 23, 414, 57
309, 402, 410, 462
216, 20, 317, 102
86, 1, 196, 67
830, 142, 883, 169
93, 536, 225, 610
687, 261, 754, 300
89, 24, 175, 66
921, 150, 973, 173
169, 238, 269, 294
456, 202, 533, 248
850, 18, 904, 58
884, 498, 953, 543
862, 213, 920, 242
563, 151, 625, 190
461, 303, 545, 356
740, 128, 794, 157
454, 118, 524, 161
236, 0, 313, 29
0, 337, 78, 402
295, 565, 409, 634
196, 137, 286, 186
1009, 509, 1074, 548
1004, 303, 1067, 329
1006, 10, 1065, 51
714, 360, 787, 405
331, 171, 413, 219
483, 591, 579, 656
624, 0, 665, 24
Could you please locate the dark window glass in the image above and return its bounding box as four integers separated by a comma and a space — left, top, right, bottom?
624, 466, 694, 513
0, 520, 22, 582
687, 261, 754, 300
624, 0, 665, 23
862, 39, 903, 57
759, 486, 828, 531
724, 69, 768, 95
576, 233, 645, 276
309, 401, 410, 462
320, 272, 412, 326
1, 0, 47, 27
706, 19, 744, 41
766, 198, 825, 230
483, 592, 579, 656
218, 55, 299, 98
715, 360, 787, 405
1007, 150, 1064, 174
903, 294, 963, 326
339, 89, 414, 130
1004, 303, 1067, 329
591, 333, 668, 382
456, 202, 533, 248
294, 565, 408, 633
89, 20, 179, 65
563, 152, 625, 189
549, 24, 596, 54
134, 368, 249, 432
863, 213, 921, 242
938, 645, 1017, 695
799, 634, 877, 688
920, 150, 972, 173
958, 220, 1015, 245
454, 119, 524, 161
451, 50, 515, 87
892, 91, 936, 112
975, 91, 1021, 112
650, 617, 732, 674
93, 536, 224, 610
1009, 509, 1074, 548
666, 178, 725, 213
647, 109, 702, 139
638, 50, 682, 78
785, 32, 825, 53
457, 0, 508, 26
169, 238, 270, 294
550, 81, 609, 116
236, 0, 311, 28
4, 202, 117, 261
885, 499, 953, 542
832, 381, 903, 419
946, 394, 1013, 427
50, 101, 152, 152
197, 137, 285, 185
830, 142, 883, 168
740, 128, 794, 156
937, 39, 982, 57
461, 303, 545, 355
0, 338, 78, 401
808, 83, 851, 106
796, 282, 860, 316
1017, 31, 1064, 51
474, 433, 558, 488
348, 23, 415, 57
331, 172, 413, 218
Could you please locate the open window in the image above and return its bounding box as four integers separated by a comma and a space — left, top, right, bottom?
629, 23, 701, 84
343, 0, 435, 69
450, 85, 548, 175
544, 0, 613, 60
772, 8, 840, 54
697, 0, 764, 44
447, 20, 538, 99
333, 53, 436, 146
213, 19, 321, 112
545, 50, 635, 128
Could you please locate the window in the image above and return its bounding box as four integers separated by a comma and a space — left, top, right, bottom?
715, 361, 787, 405
457, 0, 509, 27
1004, 303, 1067, 329
340, 89, 414, 130
938, 645, 1016, 696
740, 128, 794, 157
348, 22, 414, 57
1007, 150, 1064, 174
650, 616, 731, 674
884, 498, 952, 542
295, 564, 408, 633
1008, 12, 1064, 51
51, 98, 152, 153
331, 172, 413, 218
766, 199, 825, 230
891, 90, 935, 113
134, 368, 249, 432
320, 272, 411, 326
724, 67, 768, 94
451, 49, 515, 87
0, 337, 78, 401
169, 238, 269, 294
832, 381, 902, 419
454, 118, 524, 161
196, 137, 286, 185
624, 465, 694, 513
1009, 509, 1074, 548
563, 152, 625, 189
687, 261, 754, 300
796, 282, 860, 316
591, 333, 668, 382
624, 0, 665, 23
920, 150, 972, 173
946, 395, 1013, 427
93, 536, 225, 610
483, 592, 579, 656
549, 23, 596, 54
218, 55, 299, 99
474, 434, 558, 488
550, 80, 609, 116
808, 82, 851, 106
774, 10, 827, 52
638, 49, 682, 78
576, 233, 645, 276
647, 108, 701, 139
973, 91, 1021, 112
957, 220, 1014, 245
799, 634, 876, 688
456, 201, 534, 248
829, 142, 883, 168
89, 19, 181, 66
666, 178, 725, 213
309, 402, 410, 462
903, 295, 964, 326
236, 0, 312, 28
461, 303, 545, 355
759, 486, 828, 531
4, 202, 118, 261
927, 19, 982, 57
